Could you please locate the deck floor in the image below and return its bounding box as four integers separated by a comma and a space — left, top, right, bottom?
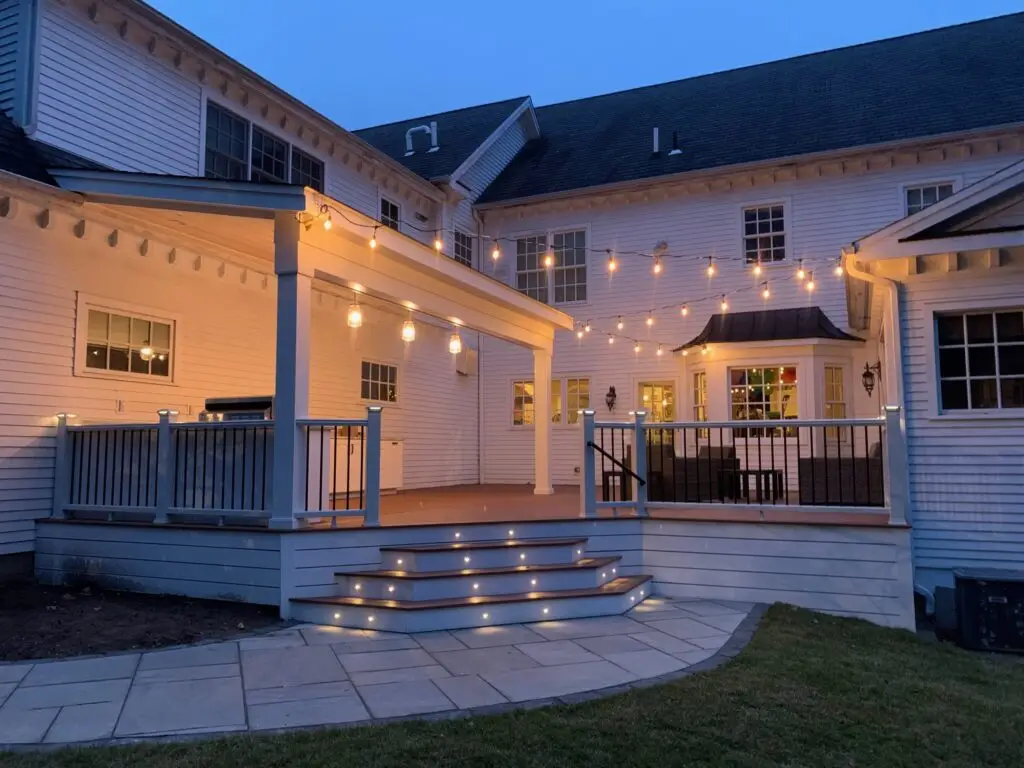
375, 485, 584, 526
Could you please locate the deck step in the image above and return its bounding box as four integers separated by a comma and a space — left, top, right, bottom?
338, 556, 623, 600
379, 537, 588, 571
290, 575, 652, 632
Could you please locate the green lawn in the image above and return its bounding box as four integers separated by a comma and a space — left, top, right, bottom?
4, 605, 1024, 768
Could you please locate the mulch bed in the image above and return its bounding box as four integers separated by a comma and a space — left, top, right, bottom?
0, 581, 285, 661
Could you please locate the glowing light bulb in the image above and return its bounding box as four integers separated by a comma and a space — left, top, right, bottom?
682, 349, 688, 357
448, 332, 463, 355
543, 607, 549, 615
323, 215, 333, 231
347, 303, 363, 328
434, 234, 443, 252
634, 342, 641, 354
482, 612, 489, 619
584, 322, 591, 333
834, 261, 844, 276
762, 282, 770, 300
463, 556, 471, 564
701, 344, 709, 355
645, 314, 654, 327
473, 583, 479, 590
806, 272, 816, 292
706, 259, 716, 277
576, 328, 584, 340
397, 559, 403, 565
531, 579, 537, 586
139, 345, 155, 362
720, 296, 729, 312
401, 320, 416, 343
656, 345, 664, 356
606, 250, 617, 273
543, 250, 555, 269
796, 260, 806, 281
681, 304, 689, 317
454, 532, 461, 539
520, 552, 526, 560
491, 243, 500, 261
753, 261, 763, 276
653, 256, 662, 275
616, 317, 624, 331
388, 585, 395, 593
354, 583, 361, 591
368, 615, 375, 623
608, 337, 614, 345
369, 228, 378, 249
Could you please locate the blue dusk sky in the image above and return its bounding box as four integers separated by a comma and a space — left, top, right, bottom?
147, 0, 1023, 129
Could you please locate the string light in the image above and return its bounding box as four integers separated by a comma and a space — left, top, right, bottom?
720, 295, 729, 312
753, 259, 763, 277
323, 214, 333, 231
834, 258, 844, 276
401, 319, 416, 342
652, 256, 663, 275
761, 281, 771, 299
656, 344, 664, 356
576, 327, 584, 340
796, 259, 806, 281
681, 304, 689, 317
369, 226, 378, 249
608, 337, 615, 345
706, 256, 716, 277
448, 331, 463, 355
645, 312, 654, 327
584, 321, 592, 333
805, 271, 816, 292
491, 242, 501, 261
434, 233, 443, 252
701, 343, 709, 355
682, 349, 689, 357
347, 303, 363, 328
543, 247, 555, 269
606, 249, 618, 273
634, 341, 641, 354
616, 316, 624, 331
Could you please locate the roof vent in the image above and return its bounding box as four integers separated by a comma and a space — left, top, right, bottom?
405, 121, 439, 156
668, 131, 682, 156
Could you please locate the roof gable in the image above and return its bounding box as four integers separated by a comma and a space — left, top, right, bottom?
354, 97, 529, 182
477, 12, 1024, 204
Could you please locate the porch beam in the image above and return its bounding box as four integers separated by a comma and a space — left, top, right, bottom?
533, 348, 554, 495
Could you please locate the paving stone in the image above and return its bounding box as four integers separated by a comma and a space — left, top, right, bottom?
0, 706, 58, 744
349, 665, 451, 686
482, 661, 637, 703
516, 641, 600, 666
432, 646, 540, 676
688, 612, 747, 634
114, 676, 245, 736
686, 632, 731, 651
678, 601, 748, 618
602, 649, 686, 678
646, 617, 730, 641
4, 678, 130, 710
0, 683, 16, 708
450, 625, 546, 648
415, 631, 467, 652
135, 663, 240, 684
238, 632, 308, 651
331, 637, 419, 655
0, 665, 32, 685
246, 680, 357, 706
138, 643, 238, 671
43, 701, 123, 744
629, 631, 702, 654
248, 693, 370, 730
334, 648, 434, 674
673, 649, 717, 666
242, 645, 346, 690
299, 626, 368, 646
575, 635, 651, 655
630, 608, 709, 623
22, 654, 139, 687
712, 600, 756, 612
434, 675, 507, 709
526, 616, 647, 640
356, 680, 454, 719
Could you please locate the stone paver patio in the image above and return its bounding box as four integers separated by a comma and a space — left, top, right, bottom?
0, 598, 759, 747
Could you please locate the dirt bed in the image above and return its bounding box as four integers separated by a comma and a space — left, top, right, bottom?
0, 581, 284, 661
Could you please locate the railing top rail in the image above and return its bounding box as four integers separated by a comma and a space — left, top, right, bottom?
172, 420, 275, 430
627, 417, 886, 430
67, 423, 160, 432
297, 418, 369, 427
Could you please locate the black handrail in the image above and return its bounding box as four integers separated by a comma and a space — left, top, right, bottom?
587, 441, 646, 486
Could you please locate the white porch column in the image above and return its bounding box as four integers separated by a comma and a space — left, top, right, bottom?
533, 347, 554, 495
270, 213, 312, 529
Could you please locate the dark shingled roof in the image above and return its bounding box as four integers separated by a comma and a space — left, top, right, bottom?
0, 111, 57, 185
354, 97, 528, 182
479, 13, 1024, 204
675, 308, 862, 351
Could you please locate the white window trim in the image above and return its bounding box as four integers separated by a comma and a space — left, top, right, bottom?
737, 197, 792, 267
726, 364, 800, 425
923, 294, 1024, 421
379, 196, 402, 232
899, 175, 963, 217
510, 377, 537, 428
822, 364, 849, 441
507, 223, 592, 307
74, 293, 179, 384
560, 375, 591, 428
360, 359, 400, 404
634, 378, 678, 423
509, 376, 592, 428
452, 229, 474, 267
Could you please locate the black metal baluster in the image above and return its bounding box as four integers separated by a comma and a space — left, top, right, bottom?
228, 427, 236, 510
680, 425, 688, 503
743, 425, 750, 504
823, 424, 830, 506
669, 427, 677, 503
305, 426, 312, 512
795, 426, 802, 505
331, 426, 338, 514
359, 425, 365, 512
876, 424, 884, 509
344, 428, 352, 510
261, 427, 269, 511
598, 427, 606, 502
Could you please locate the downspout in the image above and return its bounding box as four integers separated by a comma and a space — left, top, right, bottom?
842, 248, 931, 614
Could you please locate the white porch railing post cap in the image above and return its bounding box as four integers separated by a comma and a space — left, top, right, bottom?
582, 409, 596, 415
156, 409, 179, 417
882, 405, 901, 413
367, 406, 383, 413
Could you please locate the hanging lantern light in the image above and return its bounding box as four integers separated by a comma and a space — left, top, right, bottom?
347, 303, 363, 328
606, 250, 618, 273
796, 259, 806, 281
491, 241, 501, 261
369, 226, 378, 250
401, 319, 416, 342
448, 331, 463, 355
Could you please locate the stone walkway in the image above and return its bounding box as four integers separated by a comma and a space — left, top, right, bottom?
0, 597, 759, 746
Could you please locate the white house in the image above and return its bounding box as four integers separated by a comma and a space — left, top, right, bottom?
0, 0, 1020, 630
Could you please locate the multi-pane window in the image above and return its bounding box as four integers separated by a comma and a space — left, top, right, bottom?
203, 102, 324, 191
85, 309, 172, 378
743, 204, 786, 263
906, 182, 954, 216
204, 102, 248, 181
936, 311, 1024, 411
453, 231, 473, 267
380, 198, 400, 231
824, 366, 847, 440
566, 378, 590, 425
640, 383, 675, 423
693, 372, 707, 422
730, 367, 798, 436
360, 361, 397, 403
550, 379, 562, 424
552, 230, 587, 303
512, 380, 535, 426
515, 235, 548, 302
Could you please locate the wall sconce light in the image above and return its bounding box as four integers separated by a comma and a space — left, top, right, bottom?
862, 361, 882, 397
605, 386, 617, 412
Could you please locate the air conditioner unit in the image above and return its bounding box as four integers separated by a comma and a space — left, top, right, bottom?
202, 396, 273, 421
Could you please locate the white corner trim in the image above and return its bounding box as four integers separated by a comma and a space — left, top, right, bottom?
448, 98, 534, 187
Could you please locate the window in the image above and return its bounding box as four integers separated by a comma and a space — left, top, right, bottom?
936, 311, 1024, 411
516, 230, 587, 304
512, 380, 535, 426
453, 231, 473, 267
743, 204, 786, 263
730, 367, 798, 436
360, 361, 397, 403
824, 366, 847, 440
380, 198, 400, 231
566, 378, 590, 425
82, 306, 172, 379
640, 383, 675, 423
203, 102, 324, 191
693, 372, 707, 422
906, 182, 954, 216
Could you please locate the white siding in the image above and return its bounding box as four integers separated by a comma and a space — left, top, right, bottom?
0, 212, 477, 555
899, 268, 1024, 592
480, 152, 1024, 484
0, 0, 24, 117
33, 0, 201, 173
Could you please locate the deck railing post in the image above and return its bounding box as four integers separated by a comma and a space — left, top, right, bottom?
883, 405, 909, 525
581, 410, 596, 518
634, 410, 648, 518
154, 409, 174, 524
52, 413, 71, 518
363, 407, 382, 527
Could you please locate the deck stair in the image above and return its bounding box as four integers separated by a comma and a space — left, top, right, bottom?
289, 534, 651, 632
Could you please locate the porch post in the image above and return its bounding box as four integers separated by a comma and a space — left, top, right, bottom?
581, 410, 596, 518
633, 410, 648, 518
533, 346, 554, 495
52, 413, 70, 518
154, 409, 174, 524
883, 405, 909, 526
270, 213, 312, 530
